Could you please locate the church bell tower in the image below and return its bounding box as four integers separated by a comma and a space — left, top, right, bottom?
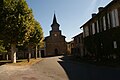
50, 14, 61, 37
51, 14, 60, 31
44, 13, 66, 56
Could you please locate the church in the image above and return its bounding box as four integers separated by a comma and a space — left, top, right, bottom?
44, 14, 67, 56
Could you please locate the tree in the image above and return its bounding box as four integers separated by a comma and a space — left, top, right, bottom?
0, 40, 7, 53
0, 0, 35, 63
28, 20, 43, 59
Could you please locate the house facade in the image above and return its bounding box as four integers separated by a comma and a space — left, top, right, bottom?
44, 14, 67, 56
72, 33, 84, 57
66, 41, 75, 55
80, 0, 120, 60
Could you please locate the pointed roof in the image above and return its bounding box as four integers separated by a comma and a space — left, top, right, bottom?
51, 13, 60, 27
53, 13, 57, 24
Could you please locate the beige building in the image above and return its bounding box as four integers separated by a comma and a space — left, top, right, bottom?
72, 33, 84, 57
80, 0, 120, 60
44, 14, 67, 56
66, 41, 74, 55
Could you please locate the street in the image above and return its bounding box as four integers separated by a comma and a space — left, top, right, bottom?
0, 56, 120, 80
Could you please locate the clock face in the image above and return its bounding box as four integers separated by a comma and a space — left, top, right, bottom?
54, 34, 57, 36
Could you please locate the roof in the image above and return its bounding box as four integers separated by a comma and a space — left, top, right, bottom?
53, 13, 57, 24
72, 32, 83, 39
51, 13, 60, 27
80, 0, 118, 28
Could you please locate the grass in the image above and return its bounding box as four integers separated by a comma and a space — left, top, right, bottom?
0, 58, 43, 66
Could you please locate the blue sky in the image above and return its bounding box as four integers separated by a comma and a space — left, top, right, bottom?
26, 0, 112, 42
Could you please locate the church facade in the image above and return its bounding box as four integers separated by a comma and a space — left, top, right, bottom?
44, 14, 67, 56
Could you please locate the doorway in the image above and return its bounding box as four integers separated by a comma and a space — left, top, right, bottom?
54, 49, 58, 55
41, 50, 45, 57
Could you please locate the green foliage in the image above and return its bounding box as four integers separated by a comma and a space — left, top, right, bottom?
0, 0, 44, 52
0, 40, 7, 53
0, 0, 36, 62
29, 20, 43, 45
16, 0, 35, 43
39, 42, 45, 48
0, 0, 35, 44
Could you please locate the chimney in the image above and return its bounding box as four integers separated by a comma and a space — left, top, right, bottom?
98, 7, 104, 12
92, 13, 97, 18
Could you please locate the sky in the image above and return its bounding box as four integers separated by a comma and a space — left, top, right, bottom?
26, 0, 112, 42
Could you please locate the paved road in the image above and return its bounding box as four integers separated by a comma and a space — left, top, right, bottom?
57, 56, 120, 80
0, 56, 120, 80
0, 56, 68, 80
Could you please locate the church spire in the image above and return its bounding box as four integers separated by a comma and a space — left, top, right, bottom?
51, 13, 60, 31
53, 13, 57, 24
51, 13, 60, 27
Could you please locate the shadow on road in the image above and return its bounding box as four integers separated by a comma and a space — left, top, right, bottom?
0, 60, 22, 66
0, 61, 11, 66
58, 55, 120, 80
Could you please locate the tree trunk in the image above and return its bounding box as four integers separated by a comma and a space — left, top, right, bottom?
11, 44, 16, 63
27, 46, 31, 62
6, 53, 9, 60
39, 48, 41, 58
35, 45, 37, 59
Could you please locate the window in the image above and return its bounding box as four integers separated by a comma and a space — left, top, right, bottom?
92, 23, 95, 34
114, 9, 119, 27
103, 16, 106, 30
96, 20, 99, 33
110, 9, 119, 27
113, 41, 117, 49
111, 10, 116, 27
84, 26, 89, 37
107, 13, 111, 29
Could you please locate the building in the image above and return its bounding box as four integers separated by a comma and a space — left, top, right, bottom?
80, 0, 120, 60
44, 14, 67, 56
72, 33, 84, 57
66, 41, 74, 55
